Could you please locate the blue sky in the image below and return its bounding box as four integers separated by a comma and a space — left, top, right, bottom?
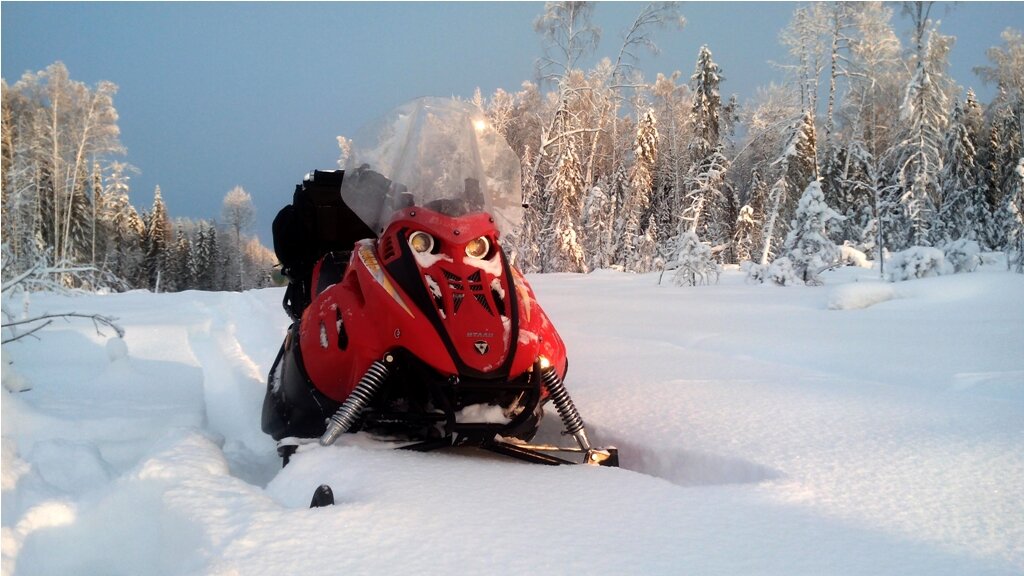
3, 2, 1022, 244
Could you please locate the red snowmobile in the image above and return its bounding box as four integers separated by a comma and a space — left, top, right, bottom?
262, 98, 616, 469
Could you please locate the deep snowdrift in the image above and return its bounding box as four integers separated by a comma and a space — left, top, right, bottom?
2, 262, 1022, 575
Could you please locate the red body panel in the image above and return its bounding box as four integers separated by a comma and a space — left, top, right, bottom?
299, 208, 567, 403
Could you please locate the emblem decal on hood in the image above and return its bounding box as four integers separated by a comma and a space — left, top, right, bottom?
474, 340, 489, 355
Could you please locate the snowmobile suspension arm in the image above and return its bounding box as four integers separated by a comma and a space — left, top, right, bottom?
541, 364, 592, 452
320, 354, 394, 446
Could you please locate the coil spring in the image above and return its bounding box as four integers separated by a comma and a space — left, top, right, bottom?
320, 358, 391, 446
542, 367, 585, 436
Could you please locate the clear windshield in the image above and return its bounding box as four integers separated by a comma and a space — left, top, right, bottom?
340, 97, 523, 236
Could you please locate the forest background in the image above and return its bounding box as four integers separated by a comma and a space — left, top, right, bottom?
2, 1, 1023, 292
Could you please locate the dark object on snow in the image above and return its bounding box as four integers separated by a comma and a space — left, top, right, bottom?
273, 170, 375, 320
310, 484, 335, 508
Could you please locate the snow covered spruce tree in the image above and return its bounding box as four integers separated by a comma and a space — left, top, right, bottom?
880, 15, 954, 250
937, 99, 986, 244
670, 230, 718, 287
1005, 159, 1024, 273
543, 139, 588, 273
633, 216, 661, 273
167, 227, 193, 292
826, 141, 877, 250
759, 110, 817, 267
144, 186, 172, 291
94, 161, 139, 283
517, 144, 544, 273
783, 180, 842, 285
617, 108, 658, 271
681, 46, 733, 260
194, 223, 220, 291
732, 204, 760, 264
649, 72, 689, 247
976, 28, 1024, 252
580, 182, 616, 270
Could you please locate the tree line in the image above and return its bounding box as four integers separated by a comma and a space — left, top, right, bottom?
475, 2, 1023, 280
3, 2, 1023, 295
1, 62, 277, 292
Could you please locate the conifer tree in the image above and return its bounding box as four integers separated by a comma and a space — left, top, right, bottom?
783, 180, 842, 285
195, 223, 219, 290
517, 144, 544, 272
119, 204, 147, 287
650, 71, 688, 242
993, 105, 1023, 210
581, 182, 616, 270
543, 139, 587, 273
144, 186, 171, 291
976, 29, 1024, 242
168, 227, 192, 291
759, 110, 817, 265
937, 100, 984, 244
1005, 159, 1024, 273
671, 230, 718, 286
617, 108, 658, 269
682, 46, 733, 254
683, 146, 731, 251
689, 46, 722, 162
841, 140, 880, 252
976, 107, 1005, 249
631, 216, 659, 273
882, 25, 951, 249
90, 162, 107, 267
732, 204, 759, 264
99, 161, 136, 282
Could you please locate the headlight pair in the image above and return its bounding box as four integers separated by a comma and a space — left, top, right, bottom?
407, 231, 491, 260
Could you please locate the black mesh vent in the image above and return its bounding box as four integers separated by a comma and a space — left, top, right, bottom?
475, 294, 492, 314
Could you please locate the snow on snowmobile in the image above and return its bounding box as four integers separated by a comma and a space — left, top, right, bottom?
261, 97, 617, 470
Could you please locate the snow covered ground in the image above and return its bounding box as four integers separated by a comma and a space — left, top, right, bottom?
2, 261, 1022, 575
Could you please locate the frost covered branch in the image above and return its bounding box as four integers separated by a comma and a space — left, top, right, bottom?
1, 247, 125, 344
2, 312, 124, 344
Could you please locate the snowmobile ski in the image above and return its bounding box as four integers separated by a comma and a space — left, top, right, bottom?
309, 484, 335, 508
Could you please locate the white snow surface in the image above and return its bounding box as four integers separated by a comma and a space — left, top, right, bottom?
2, 263, 1023, 575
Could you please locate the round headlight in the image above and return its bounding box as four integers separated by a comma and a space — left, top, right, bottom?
465, 236, 491, 259
408, 231, 434, 254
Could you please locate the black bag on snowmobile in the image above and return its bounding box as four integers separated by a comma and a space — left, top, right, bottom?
272, 169, 374, 319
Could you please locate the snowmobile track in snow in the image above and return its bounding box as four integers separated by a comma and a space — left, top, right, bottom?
608, 434, 780, 487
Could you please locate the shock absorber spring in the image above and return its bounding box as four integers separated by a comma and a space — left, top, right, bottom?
541, 366, 592, 451
320, 356, 393, 446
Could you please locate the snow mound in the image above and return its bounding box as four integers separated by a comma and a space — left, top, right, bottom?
839, 243, 873, 268
105, 336, 129, 362
827, 282, 899, 310
886, 247, 952, 281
